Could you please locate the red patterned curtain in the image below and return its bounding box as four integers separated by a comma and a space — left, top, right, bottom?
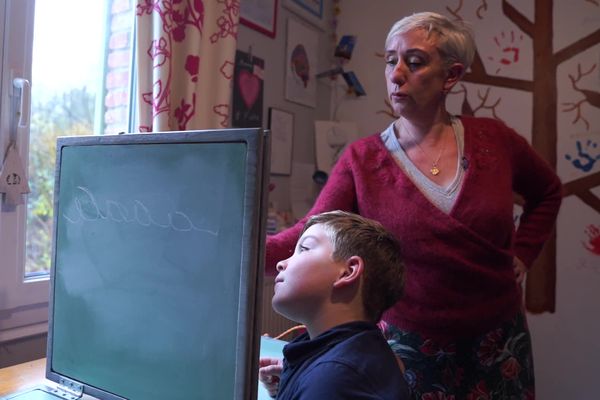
135, 0, 238, 131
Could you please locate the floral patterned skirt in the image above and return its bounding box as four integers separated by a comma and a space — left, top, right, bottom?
380, 311, 535, 400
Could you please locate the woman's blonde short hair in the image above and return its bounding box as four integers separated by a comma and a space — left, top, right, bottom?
385, 11, 476, 71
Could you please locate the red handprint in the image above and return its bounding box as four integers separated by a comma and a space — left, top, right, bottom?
487, 31, 524, 74
583, 224, 600, 255
499, 47, 519, 65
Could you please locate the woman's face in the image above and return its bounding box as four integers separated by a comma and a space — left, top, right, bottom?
384, 28, 451, 118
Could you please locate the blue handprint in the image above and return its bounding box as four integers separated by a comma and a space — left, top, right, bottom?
565, 139, 600, 172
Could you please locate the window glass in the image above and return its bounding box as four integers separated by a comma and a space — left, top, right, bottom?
26, 0, 134, 277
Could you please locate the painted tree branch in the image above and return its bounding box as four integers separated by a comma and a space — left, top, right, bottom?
563, 171, 600, 216
562, 99, 590, 130
476, 1, 489, 19
562, 173, 600, 214
562, 171, 600, 197
502, 0, 534, 37
445, 0, 464, 20
446, 0, 488, 20
562, 63, 598, 129
577, 190, 600, 213
463, 51, 534, 91
554, 28, 600, 66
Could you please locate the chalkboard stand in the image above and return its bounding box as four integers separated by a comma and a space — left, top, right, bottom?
40, 128, 270, 400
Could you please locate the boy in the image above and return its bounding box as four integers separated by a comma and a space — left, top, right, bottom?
259, 210, 410, 399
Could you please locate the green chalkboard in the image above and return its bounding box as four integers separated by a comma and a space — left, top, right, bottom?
46, 130, 268, 400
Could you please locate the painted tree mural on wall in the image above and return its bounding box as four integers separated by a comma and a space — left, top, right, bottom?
453, 0, 600, 312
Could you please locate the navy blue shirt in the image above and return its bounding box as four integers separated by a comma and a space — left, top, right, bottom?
276, 321, 410, 399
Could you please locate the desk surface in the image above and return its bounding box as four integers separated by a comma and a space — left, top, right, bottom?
0, 337, 286, 399
0, 358, 46, 397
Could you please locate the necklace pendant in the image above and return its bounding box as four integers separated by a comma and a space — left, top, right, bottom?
430, 166, 440, 176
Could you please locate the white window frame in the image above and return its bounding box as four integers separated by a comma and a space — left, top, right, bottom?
0, 0, 137, 343
0, 0, 48, 342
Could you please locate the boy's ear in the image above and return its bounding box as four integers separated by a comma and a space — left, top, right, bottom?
443, 62, 465, 93
333, 255, 364, 288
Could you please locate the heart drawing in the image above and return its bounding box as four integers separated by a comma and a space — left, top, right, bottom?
238, 70, 260, 109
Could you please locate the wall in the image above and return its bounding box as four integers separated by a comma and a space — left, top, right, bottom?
335, 1, 600, 399
238, 1, 335, 214
237, 0, 336, 337
0, 334, 46, 369
103, 0, 133, 134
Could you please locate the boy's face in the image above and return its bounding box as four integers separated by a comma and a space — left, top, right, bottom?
272, 223, 345, 323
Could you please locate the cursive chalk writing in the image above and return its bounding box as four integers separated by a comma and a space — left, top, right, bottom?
63, 186, 218, 236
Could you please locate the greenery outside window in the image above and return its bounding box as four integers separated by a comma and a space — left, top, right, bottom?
0, 0, 135, 341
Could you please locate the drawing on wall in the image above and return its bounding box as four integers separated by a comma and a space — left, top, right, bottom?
314, 121, 358, 174
486, 30, 524, 74
268, 108, 294, 175
455, 1, 600, 312
285, 18, 318, 108
240, 0, 278, 38
232, 50, 264, 128
283, 0, 325, 29
562, 63, 598, 131
583, 224, 600, 255
565, 139, 600, 172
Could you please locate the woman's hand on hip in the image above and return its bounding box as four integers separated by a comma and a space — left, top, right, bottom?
513, 257, 527, 284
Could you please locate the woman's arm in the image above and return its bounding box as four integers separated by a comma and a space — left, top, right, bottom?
265, 148, 359, 275
510, 129, 562, 267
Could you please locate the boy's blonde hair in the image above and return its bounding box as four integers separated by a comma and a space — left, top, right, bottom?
301, 211, 405, 322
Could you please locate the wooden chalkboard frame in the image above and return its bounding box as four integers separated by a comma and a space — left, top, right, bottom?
45, 128, 270, 400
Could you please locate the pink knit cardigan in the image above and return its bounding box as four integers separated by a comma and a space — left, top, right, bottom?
266, 116, 562, 340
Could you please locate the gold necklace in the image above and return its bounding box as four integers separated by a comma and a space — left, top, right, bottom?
399, 120, 447, 176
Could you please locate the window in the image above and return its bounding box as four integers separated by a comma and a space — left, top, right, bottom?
0, 0, 135, 341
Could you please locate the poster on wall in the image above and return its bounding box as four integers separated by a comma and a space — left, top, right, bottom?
314, 121, 358, 173
268, 108, 294, 175
232, 50, 264, 128
240, 0, 278, 38
285, 18, 318, 108
283, 0, 325, 30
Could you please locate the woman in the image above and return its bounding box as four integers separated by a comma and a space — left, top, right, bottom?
263, 12, 561, 399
